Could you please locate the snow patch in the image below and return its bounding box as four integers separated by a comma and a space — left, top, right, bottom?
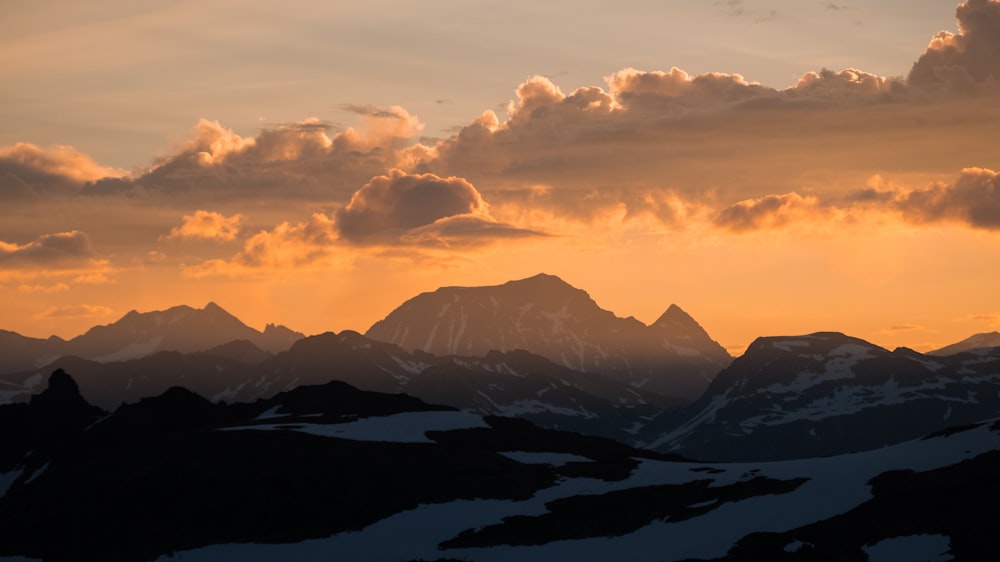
772, 340, 811, 352
0, 470, 23, 498
499, 452, 592, 466
226, 411, 489, 443
863, 534, 952, 562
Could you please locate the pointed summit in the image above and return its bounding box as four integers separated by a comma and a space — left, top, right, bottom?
652, 304, 702, 334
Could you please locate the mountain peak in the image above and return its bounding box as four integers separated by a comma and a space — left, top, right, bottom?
506, 272, 569, 287
651, 304, 697, 329
929, 331, 1000, 356
31, 369, 84, 406
366, 275, 731, 400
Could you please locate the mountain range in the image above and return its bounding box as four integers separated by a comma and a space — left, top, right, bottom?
1, 370, 998, 562
2, 274, 1000, 559
0, 302, 302, 374
2, 274, 999, 456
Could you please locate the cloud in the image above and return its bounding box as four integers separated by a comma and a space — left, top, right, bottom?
103, 113, 426, 200
713, 193, 829, 232
969, 313, 1000, 326
0, 231, 94, 265
17, 282, 70, 294
880, 324, 926, 334
183, 213, 340, 276
909, 0, 1000, 87
237, 213, 338, 267
853, 167, 1000, 230
335, 170, 541, 245
401, 215, 547, 248
0, 143, 126, 199
33, 304, 114, 320
166, 210, 244, 241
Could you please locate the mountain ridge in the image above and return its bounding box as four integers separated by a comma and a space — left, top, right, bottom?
365, 273, 732, 400
0, 303, 303, 374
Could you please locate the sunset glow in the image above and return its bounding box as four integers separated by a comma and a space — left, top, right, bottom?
2, 0, 999, 354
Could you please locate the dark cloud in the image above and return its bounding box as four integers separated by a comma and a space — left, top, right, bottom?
335, 170, 541, 245
909, 0, 1000, 87
892, 167, 1000, 229
0, 143, 123, 199
0, 231, 94, 265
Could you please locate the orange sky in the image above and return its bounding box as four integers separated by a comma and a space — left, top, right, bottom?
2, 0, 999, 355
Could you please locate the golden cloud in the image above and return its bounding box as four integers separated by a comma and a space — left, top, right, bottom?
166, 210, 244, 241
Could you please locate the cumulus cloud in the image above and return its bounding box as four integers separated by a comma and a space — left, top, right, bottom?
0, 143, 126, 199
183, 213, 339, 276
712, 167, 1000, 233
909, 0, 1000, 87
890, 167, 1000, 229
166, 210, 244, 241
108, 112, 427, 200
237, 213, 338, 267
0, 231, 94, 264
335, 170, 541, 245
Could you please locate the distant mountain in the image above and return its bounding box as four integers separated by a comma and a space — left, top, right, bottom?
2, 371, 998, 561
365, 273, 731, 400
0, 303, 303, 374
0, 331, 674, 443
929, 331, 1000, 356
641, 332, 1000, 461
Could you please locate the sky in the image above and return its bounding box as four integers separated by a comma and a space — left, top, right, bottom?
2, 0, 999, 355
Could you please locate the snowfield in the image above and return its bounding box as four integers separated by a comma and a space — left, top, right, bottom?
154, 421, 998, 562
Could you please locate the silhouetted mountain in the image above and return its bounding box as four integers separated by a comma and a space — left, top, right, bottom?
0, 371, 675, 562
0, 369, 105, 472
0, 303, 303, 375
2, 370, 998, 561
0, 331, 674, 442
641, 332, 1000, 461
929, 330, 1000, 356
366, 273, 731, 400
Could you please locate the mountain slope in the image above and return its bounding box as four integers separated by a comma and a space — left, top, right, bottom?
641, 332, 1000, 461
929, 330, 1000, 356
365, 273, 730, 400
4, 371, 998, 561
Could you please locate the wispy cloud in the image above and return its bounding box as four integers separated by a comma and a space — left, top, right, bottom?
33, 304, 114, 320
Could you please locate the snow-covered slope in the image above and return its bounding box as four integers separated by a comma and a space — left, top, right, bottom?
366, 273, 731, 400
3, 371, 999, 562
641, 332, 1000, 461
